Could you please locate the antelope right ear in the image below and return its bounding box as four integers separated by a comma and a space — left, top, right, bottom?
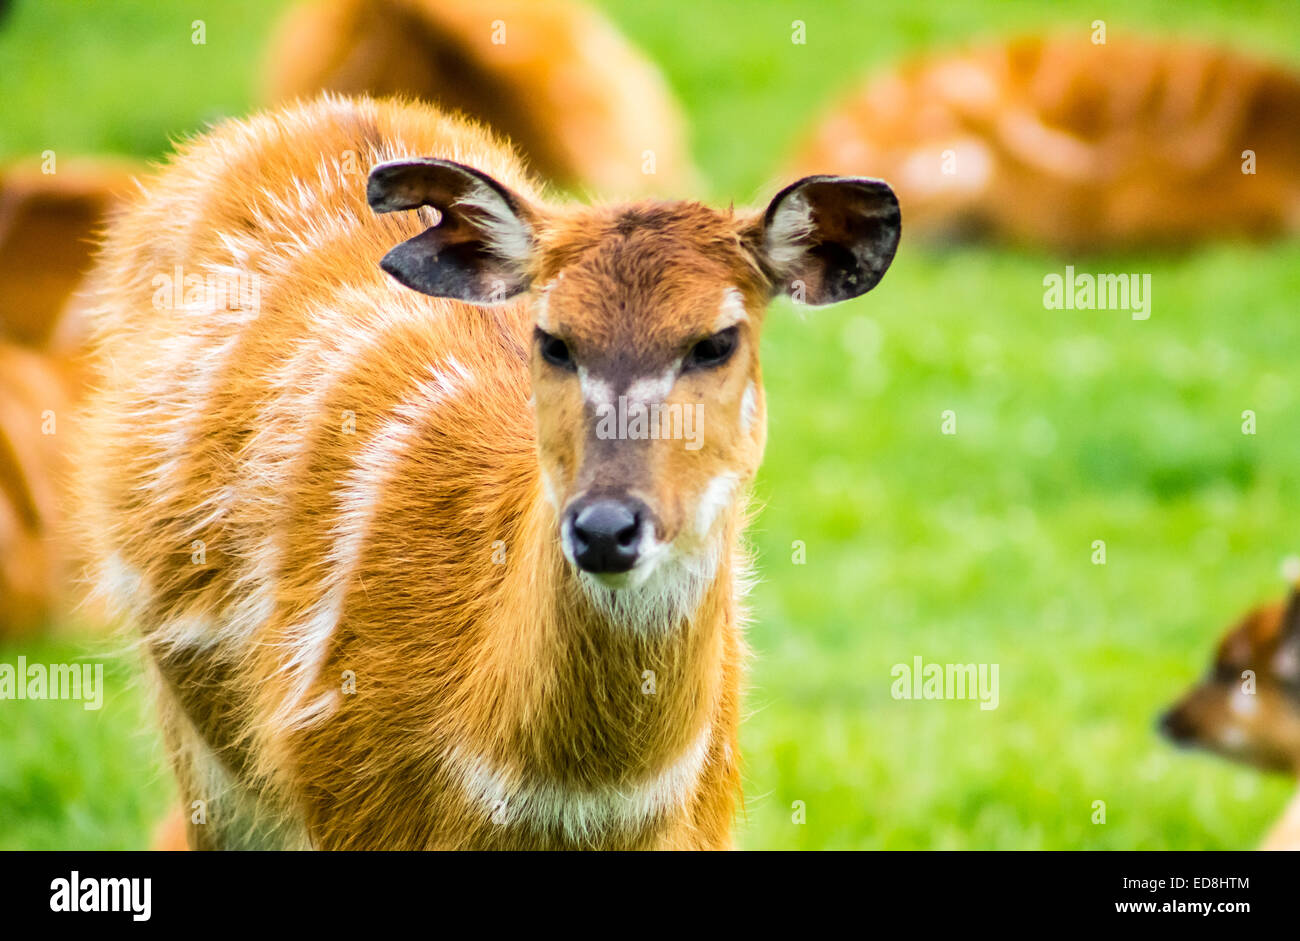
752, 175, 901, 306
367, 158, 536, 304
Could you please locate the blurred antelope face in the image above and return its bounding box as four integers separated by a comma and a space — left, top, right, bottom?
1160, 596, 1300, 774
368, 160, 900, 594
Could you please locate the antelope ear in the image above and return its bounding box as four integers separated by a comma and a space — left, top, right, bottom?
753, 175, 900, 306
367, 158, 535, 303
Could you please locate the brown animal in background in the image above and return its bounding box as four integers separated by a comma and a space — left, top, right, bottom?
74, 96, 899, 849
0, 342, 76, 638
1161, 582, 1300, 849
0, 159, 137, 637
0, 159, 137, 351
790, 34, 1300, 251
265, 0, 697, 197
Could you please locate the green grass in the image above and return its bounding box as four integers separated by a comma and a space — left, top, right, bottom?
2, 0, 1299, 849
0, 638, 174, 850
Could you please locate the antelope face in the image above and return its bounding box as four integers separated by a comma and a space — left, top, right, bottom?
527, 205, 770, 589
1160, 596, 1300, 774
368, 161, 900, 593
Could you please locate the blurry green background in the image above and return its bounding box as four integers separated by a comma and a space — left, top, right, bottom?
2, 0, 1300, 849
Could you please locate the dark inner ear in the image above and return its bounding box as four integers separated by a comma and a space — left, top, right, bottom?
366, 158, 534, 303
756, 175, 901, 306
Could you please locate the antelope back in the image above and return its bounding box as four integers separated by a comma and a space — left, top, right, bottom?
76, 98, 549, 834
790, 34, 1300, 250
265, 0, 697, 197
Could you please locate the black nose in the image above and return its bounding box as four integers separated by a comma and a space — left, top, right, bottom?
568, 498, 647, 574
1158, 708, 1195, 745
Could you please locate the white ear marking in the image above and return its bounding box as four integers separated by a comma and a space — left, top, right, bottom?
764, 192, 815, 270
454, 180, 531, 263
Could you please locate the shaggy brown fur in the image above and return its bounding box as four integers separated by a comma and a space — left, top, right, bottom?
75, 96, 897, 849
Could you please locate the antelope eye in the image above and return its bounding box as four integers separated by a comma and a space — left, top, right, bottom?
1213, 663, 1243, 684
536, 328, 576, 371
685, 326, 739, 370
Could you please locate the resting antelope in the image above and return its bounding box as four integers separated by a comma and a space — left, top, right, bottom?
265, 0, 697, 197
790, 34, 1300, 251
75, 96, 900, 849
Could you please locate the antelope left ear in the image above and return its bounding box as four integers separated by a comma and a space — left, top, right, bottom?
367, 158, 536, 304
752, 176, 901, 306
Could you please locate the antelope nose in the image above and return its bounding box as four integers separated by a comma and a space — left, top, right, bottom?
568, 498, 646, 574
1158, 707, 1195, 745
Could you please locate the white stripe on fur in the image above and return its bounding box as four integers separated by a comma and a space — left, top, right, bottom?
449, 722, 714, 842
272, 356, 472, 731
